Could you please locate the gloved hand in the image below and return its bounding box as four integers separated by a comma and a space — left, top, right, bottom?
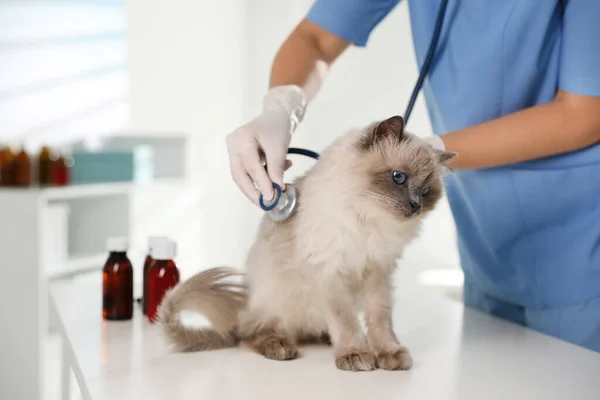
226, 85, 306, 205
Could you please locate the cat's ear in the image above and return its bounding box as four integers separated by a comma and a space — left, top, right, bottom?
364, 115, 405, 147
435, 149, 458, 171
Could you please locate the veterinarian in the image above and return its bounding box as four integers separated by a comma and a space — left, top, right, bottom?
225, 0, 600, 352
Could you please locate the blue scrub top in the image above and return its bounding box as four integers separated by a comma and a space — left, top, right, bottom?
306, 0, 600, 309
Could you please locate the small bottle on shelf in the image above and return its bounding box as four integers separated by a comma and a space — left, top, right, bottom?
103, 237, 134, 321
147, 239, 180, 322
38, 146, 53, 186
1, 146, 15, 186
142, 236, 168, 315
0, 147, 6, 187
52, 154, 70, 186
14, 146, 31, 187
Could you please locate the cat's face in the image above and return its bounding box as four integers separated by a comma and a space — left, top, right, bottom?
357, 116, 456, 219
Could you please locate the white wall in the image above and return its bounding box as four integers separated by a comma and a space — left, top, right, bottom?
125, 0, 460, 278
124, 0, 254, 274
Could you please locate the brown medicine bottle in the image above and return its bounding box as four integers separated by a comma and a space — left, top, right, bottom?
38, 146, 53, 186
1, 147, 15, 186
103, 237, 134, 320
14, 147, 31, 187
0, 147, 6, 186
142, 236, 167, 315
147, 240, 180, 322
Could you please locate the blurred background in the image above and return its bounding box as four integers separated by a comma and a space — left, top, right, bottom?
1, 1, 461, 399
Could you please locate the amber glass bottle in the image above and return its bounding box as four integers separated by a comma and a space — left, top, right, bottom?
103, 237, 134, 320
1, 147, 15, 186
14, 147, 31, 187
142, 236, 167, 315
38, 146, 53, 186
0, 147, 6, 186
147, 240, 180, 322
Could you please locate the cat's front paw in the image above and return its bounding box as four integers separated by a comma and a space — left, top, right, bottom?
375, 346, 413, 370
261, 337, 299, 361
335, 350, 377, 372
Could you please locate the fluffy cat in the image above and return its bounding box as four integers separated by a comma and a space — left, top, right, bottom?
157, 115, 456, 371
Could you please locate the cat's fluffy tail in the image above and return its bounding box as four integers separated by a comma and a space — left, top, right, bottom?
157, 267, 247, 352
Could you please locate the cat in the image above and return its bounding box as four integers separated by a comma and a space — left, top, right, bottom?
157, 115, 457, 371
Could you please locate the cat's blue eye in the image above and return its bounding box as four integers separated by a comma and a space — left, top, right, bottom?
422, 186, 430, 196
392, 170, 406, 185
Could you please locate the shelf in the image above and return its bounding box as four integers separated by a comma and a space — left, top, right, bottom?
44, 178, 186, 201
47, 254, 106, 280
43, 182, 132, 201
0, 178, 186, 202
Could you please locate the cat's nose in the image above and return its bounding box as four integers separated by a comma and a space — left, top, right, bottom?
409, 200, 421, 213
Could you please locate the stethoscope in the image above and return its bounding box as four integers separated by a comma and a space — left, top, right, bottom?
259, 0, 449, 222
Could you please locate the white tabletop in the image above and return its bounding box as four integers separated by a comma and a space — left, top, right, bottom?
50, 270, 600, 400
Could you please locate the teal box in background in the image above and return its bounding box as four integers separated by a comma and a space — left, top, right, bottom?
70, 147, 154, 184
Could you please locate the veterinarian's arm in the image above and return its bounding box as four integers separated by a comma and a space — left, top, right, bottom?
273, 0, 402, 98
438, 91, 600, 170
436, 0, 600, 170
269, 19, 349, 101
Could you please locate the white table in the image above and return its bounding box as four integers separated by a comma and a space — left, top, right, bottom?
49, 271, 600, 400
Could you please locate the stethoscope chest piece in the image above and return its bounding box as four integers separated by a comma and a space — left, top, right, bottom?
259, 183, 297, 222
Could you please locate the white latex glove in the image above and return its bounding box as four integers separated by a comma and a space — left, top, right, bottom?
226, 85, 306, 205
